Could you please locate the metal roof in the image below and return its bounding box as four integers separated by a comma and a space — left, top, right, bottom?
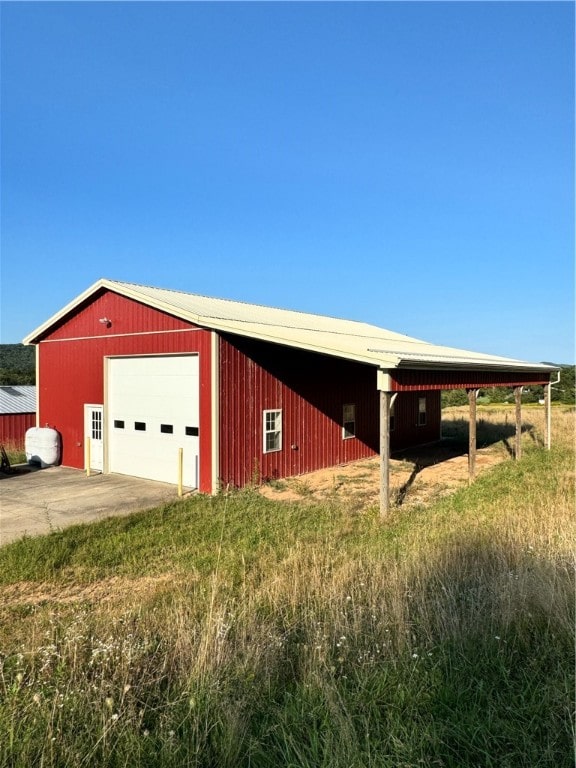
23, 278, 557, 374
0, 385, 36, 415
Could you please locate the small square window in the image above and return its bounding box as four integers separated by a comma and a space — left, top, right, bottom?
135, 422, 146, 431
342, 404, 356, 439
263, 409, 282, 453
160, 424, 173, 434
418, 398, 427, 426
185, 426, 199, 437
114, 420, 125, 429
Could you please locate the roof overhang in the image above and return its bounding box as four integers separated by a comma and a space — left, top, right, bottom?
394, 359, 559, 374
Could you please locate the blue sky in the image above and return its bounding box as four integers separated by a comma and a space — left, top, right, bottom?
1, 1, 574, 363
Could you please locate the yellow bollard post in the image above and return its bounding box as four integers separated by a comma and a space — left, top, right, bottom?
178, 447, 183, 497
86, 437, 91, 477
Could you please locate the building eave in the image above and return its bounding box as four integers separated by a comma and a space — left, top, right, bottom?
395, 359, 559, 374
22, 278, 558, 378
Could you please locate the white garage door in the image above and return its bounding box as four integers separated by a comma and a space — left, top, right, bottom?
107, 355, 199, 488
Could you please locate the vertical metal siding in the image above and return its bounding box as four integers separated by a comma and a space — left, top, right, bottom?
218, 336, 382, 488
390, 391, 441, 451
37, 292, 214, 493
0, 413, 36, 448
45, 290, 193, 340
218, 337, 447, 488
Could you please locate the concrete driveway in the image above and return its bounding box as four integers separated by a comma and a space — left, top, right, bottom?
1, 466, 182, 546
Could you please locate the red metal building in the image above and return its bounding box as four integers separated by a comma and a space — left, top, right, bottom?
23, 279, 556, 498
0, 386, 36, 450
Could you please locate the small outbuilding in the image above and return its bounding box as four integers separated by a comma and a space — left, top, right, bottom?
0, 385, 37, 449
23, 279, 557, 513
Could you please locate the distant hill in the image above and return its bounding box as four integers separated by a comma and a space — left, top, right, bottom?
0, 344, 35, 385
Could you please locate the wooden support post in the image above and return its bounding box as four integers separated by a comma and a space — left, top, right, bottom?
379, 390, 392, 517
514, 386, 523, 460
467, 389, 478, 484
544, 382, 552, 450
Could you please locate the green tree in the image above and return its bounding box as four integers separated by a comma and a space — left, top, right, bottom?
555, 365, 575, 404
0, 344, 36, 385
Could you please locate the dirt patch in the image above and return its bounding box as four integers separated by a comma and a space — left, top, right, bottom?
259, 441, 506, 509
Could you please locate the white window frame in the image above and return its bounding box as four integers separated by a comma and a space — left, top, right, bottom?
418, 397, 427, 426
263, 409, 282, 453
342, 403, 356, 439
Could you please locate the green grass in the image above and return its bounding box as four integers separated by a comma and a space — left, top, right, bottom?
0, 490, 380, 584
2, 446, 26, 466
0, 411, 574, 768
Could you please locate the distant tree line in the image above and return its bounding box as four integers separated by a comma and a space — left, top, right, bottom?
442, 365, 575, 407
0, 344, 35, 385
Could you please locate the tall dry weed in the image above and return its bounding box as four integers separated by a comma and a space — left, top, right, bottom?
1, 407, 573, 767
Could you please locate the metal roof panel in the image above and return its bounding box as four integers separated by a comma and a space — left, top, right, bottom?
0, 385, 37, 415
23, 279, 557, 374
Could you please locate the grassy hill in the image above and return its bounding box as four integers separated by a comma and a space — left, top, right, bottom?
0, 343, 35, 385
0, 408, 573, 767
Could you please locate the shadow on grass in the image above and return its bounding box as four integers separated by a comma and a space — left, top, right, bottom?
441, 417, 539, 449
395, 537, 575, 767
0, 507, 572, 766
210, 539, 574, 767
393, 418, 537, 506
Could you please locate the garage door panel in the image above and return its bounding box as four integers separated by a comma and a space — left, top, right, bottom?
108, 356, 199, 488
109, 436, 198, 487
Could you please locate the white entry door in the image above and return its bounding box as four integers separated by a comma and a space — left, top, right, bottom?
84, 404, 104, 472
107, 355, 200, 488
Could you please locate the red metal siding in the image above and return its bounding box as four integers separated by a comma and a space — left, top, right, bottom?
218, 336, 443, 488
35, 287, 547, 492
42, 290, 192, 340
0, 413, 36, 449
390, 391, 441, 451
37, 291, 214, 493
391, 369, 551, 391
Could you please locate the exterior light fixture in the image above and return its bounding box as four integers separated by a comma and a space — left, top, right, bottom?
98, 318, 112, 327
